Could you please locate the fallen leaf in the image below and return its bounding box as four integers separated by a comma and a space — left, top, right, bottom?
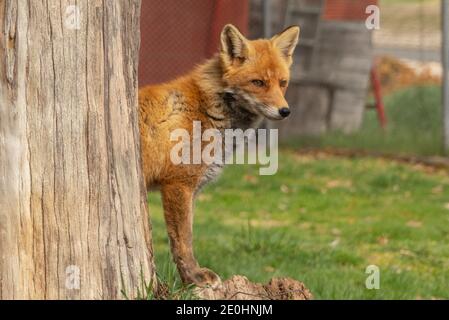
399, 249, 416, 257
331, 228, 341, 236
378, 236, 389, 245
326, 180, 352, 189
278, 203, 287, 211
432, 185, 443, 194
329, 238, 340, 248
406, 220, 422, 228
264, 266, 275, 273
298, 222, 311, 229
243, 175, 258, 184
197, 194, 211, 202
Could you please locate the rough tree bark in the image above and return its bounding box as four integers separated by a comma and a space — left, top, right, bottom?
0, 0, 154, 299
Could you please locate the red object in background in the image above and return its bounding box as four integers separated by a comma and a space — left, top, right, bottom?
370, 60, 387, 128
139, 0, 248, 86
206, 0, 249, 57
323, 0, 378, 21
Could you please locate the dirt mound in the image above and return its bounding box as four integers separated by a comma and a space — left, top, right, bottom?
196, 275, 312, 300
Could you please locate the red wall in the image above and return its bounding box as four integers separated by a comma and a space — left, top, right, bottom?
323, 0, 379, 21
139, 0, 249, 86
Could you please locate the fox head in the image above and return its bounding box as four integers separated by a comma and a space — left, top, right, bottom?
219, 24, 300, 120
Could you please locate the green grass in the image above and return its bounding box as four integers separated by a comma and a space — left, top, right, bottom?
149, 149, 449, 299
285, 85, 444, 156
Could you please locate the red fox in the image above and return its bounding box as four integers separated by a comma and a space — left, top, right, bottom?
139, 24, 300, 287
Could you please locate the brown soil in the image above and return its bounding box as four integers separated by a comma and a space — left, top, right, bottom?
297, 147, 449, 173
196, 275, 312, 300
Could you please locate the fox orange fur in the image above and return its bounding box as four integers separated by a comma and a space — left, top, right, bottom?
139, 24, 300, 287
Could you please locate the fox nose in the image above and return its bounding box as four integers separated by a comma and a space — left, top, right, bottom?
279, 107, 291, 118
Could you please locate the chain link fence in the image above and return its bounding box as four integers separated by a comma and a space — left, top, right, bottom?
139, 0, 249, 86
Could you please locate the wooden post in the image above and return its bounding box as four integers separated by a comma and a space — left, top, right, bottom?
0, 0, 154, 299
443, 0, 449, 154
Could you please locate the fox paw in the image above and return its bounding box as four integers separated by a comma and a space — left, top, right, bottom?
185, 267, 222, 289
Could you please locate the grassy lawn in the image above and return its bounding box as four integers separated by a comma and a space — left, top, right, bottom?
149, 149, 449, 299
285, 85, 444, 156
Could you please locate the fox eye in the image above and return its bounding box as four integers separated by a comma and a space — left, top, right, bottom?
251, 79, 265, 87
280, 80, 288, 87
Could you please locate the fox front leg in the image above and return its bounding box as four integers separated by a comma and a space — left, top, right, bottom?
161, 183, 221, 288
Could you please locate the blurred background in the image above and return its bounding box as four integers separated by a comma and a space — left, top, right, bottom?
141, 0, 449, 299
140, 0, 446, 157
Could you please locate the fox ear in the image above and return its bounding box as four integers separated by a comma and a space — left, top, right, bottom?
271, 26, 300, 59
220, 24, 249, 62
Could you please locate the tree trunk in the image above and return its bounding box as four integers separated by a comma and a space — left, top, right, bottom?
0, 0, 154, 299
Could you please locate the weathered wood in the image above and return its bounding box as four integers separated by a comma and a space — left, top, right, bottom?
311, 21, 373, 92
292, 20, 372, 134
252, 2, 373, 137
0, 0, 154, 299
275, 85, 330, 136
329, 90, 366, 133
